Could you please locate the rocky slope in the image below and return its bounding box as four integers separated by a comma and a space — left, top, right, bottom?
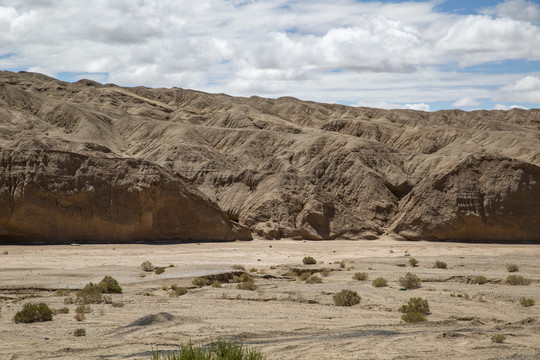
0, 71, 539, 242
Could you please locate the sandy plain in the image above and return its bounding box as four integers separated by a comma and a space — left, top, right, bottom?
1, 237, 539, 360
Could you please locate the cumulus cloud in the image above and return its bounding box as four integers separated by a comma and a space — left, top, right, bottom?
497, 75, 540, 103
0, 0, 539, 109
452, 97, 480, 107
493, 104, 529, 110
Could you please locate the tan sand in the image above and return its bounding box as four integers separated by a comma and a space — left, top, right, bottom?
1, 237, 539, 359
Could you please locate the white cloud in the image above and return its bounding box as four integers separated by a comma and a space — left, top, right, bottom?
355, 100, 430, 112
493, 104, 529, 110
487, 0, 540, 22
503, 75, 540, 91
452, 96, 480, 107
496, 75, 540, 103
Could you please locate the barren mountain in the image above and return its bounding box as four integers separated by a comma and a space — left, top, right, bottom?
0, 71, 539, 243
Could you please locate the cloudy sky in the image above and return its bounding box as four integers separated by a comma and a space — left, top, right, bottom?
1, 0, 539, 111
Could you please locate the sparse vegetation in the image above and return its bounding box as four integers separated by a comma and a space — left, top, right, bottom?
112, 301, 125, 308
98, 275, 122, 294
305, 275, 322, 284
299, 272, 311, 281
232, 265, 246, 270
141, 260, 155, 272
103, 295, 113, 304
74, 328, 86, 337
56, 289, 70, 296
333, 289, 361, 306
353, 272, 368, 281
302, 256, 317, 265
339, 260, 346, 269
434, 260, 447, 269
491, 334, 506, 343
76, 304, 91, 314
211, 281, 223, 288
399, 297, 430, 315
401, 312, 427, 323
519, 297, 535, 307
170, 285, 188, 297
155, 267, 165, 275
398, 272, 421, 289
320, 268, 331, 277
53, 307, 69, 315
76, 283, 103, 304
235, 274, 257, 290
507, 264, 519, 273
473, 275, 488, 285
74, 313, 85, 321
192, 277, 211, 287
372, 277, 388, 287
506, 275, 531, 285
150, 338, 266, 360
13, 303, 53, 324
409, 258, 419, 267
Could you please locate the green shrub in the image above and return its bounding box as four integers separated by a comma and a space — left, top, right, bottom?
491, 334, 506, 343
74, 328, 86, 337
333, 289, 361, 306
233, 274, 253, 283
76, 283, 103, 304
507, 264, 519, 273
13, 303, 53, 323
409, 258, 419, 267
302, 256, 317, 265
434, 260, 447, 269
76, 304, 91, 314
353, 272, 368, 281
399, 297, 429, 315
141, 260, 155, 272
372, 277, 388, 287
305, 275, 322, 284
519, 297, 535, 307
506, 275, 531, 285
398, 272, 421, 289
211, 281, 223, 288
98, 275, 122, 294
150, 338, 266, 360
232, 265, 246, 270
53, 307, 69, 315
473, 275, 488, 285
401, 312, 426, 323
192, 277, 211, 287
155, 267, 165, 275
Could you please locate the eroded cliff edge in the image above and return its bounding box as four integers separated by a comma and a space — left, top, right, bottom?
1, 71, 539, 242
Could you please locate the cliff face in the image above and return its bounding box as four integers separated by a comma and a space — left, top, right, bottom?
1, 70, 539, 243
0, 150, 251, 243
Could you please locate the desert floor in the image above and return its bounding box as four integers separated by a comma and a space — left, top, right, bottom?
1, 237, 539, 360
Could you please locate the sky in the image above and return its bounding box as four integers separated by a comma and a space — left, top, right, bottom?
0, 0, 539, 111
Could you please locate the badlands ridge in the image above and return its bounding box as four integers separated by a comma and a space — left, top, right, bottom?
0, 71, 538, 243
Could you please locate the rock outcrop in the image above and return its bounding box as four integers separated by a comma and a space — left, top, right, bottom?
0, 70, 539, 243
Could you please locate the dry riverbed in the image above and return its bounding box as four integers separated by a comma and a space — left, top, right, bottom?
1, 238, 539, 359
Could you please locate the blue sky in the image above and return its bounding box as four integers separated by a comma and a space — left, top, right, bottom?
1, 0, 539, 111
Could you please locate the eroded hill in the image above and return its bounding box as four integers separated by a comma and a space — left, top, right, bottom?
0, 71, 538, 242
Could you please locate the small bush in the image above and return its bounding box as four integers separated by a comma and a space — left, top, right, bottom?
372, 277, 388, 287
398, 272, 421, 289
232, 264, 246, 270
64, 297, 74, 305
473, 275, 488, 285
249, 268, 257, 273
211, 281, 223, 288
233, 274, 253, 283
491, 334, 506, 343
53, 307, 69, 315
399, 297, 429, 315
305, 275, 322, 284
299, 272, 311, 281
339, 260, 346, 269
150, 338, 266, 360
434, 261, 447, 269
333, 289, 361, 306
76, 283, 103, 304
320, 268, 331, 277
353, 272, 368, 281
76, 304, 91, 314
507, 264, 519, 273
401, 312, 426, 323
154, 267, 165, 275
303, 256, 317, 265
140, 260, 155, 272
74, 328, 86, 337
112, 301, 125, 308
192, 277, 211, 287
98, 275, 122, 294
409, 258, 419, 267
103, 295, 113, 304
519, 297, 535, 307
237, 281, 257, 290
13, 303, 53, 323
74, 313, 85, 321
506, 275, 531, 285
